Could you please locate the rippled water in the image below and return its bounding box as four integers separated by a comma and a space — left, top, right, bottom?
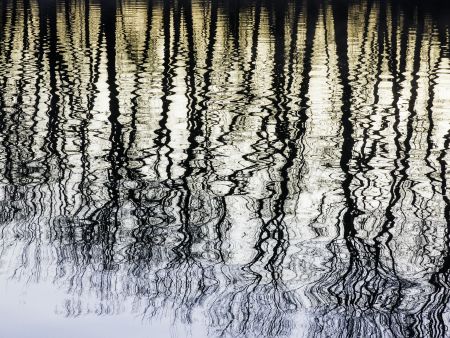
2, 0, 450, 337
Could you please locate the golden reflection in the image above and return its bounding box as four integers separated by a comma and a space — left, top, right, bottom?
1, 0, 450, 337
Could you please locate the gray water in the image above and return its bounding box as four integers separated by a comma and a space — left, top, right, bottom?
1, 0, 450, 337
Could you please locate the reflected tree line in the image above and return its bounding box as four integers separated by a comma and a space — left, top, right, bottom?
1, 0, 450, 337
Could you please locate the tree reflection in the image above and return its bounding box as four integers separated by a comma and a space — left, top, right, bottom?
1, 0, 450, 337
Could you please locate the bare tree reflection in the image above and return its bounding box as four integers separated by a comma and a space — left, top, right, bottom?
1, 0, 450, 337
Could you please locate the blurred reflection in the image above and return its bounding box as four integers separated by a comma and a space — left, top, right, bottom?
1, 0, 450, 337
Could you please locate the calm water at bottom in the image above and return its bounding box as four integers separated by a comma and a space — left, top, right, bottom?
1, 0, 450, 337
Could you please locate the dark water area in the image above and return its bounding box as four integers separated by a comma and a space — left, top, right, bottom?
1, 0, 450, 337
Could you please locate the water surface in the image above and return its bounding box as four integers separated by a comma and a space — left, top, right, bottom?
1, 0, 450, 337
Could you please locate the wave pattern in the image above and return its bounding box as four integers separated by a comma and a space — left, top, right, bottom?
1, 0, 450, 337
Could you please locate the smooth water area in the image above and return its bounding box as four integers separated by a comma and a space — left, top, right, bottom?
1, 0, 450, 337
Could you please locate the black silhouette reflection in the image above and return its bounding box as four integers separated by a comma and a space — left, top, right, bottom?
1, 0, 450, 337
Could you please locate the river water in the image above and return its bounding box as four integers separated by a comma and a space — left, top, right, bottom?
0, 0, 450, 337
